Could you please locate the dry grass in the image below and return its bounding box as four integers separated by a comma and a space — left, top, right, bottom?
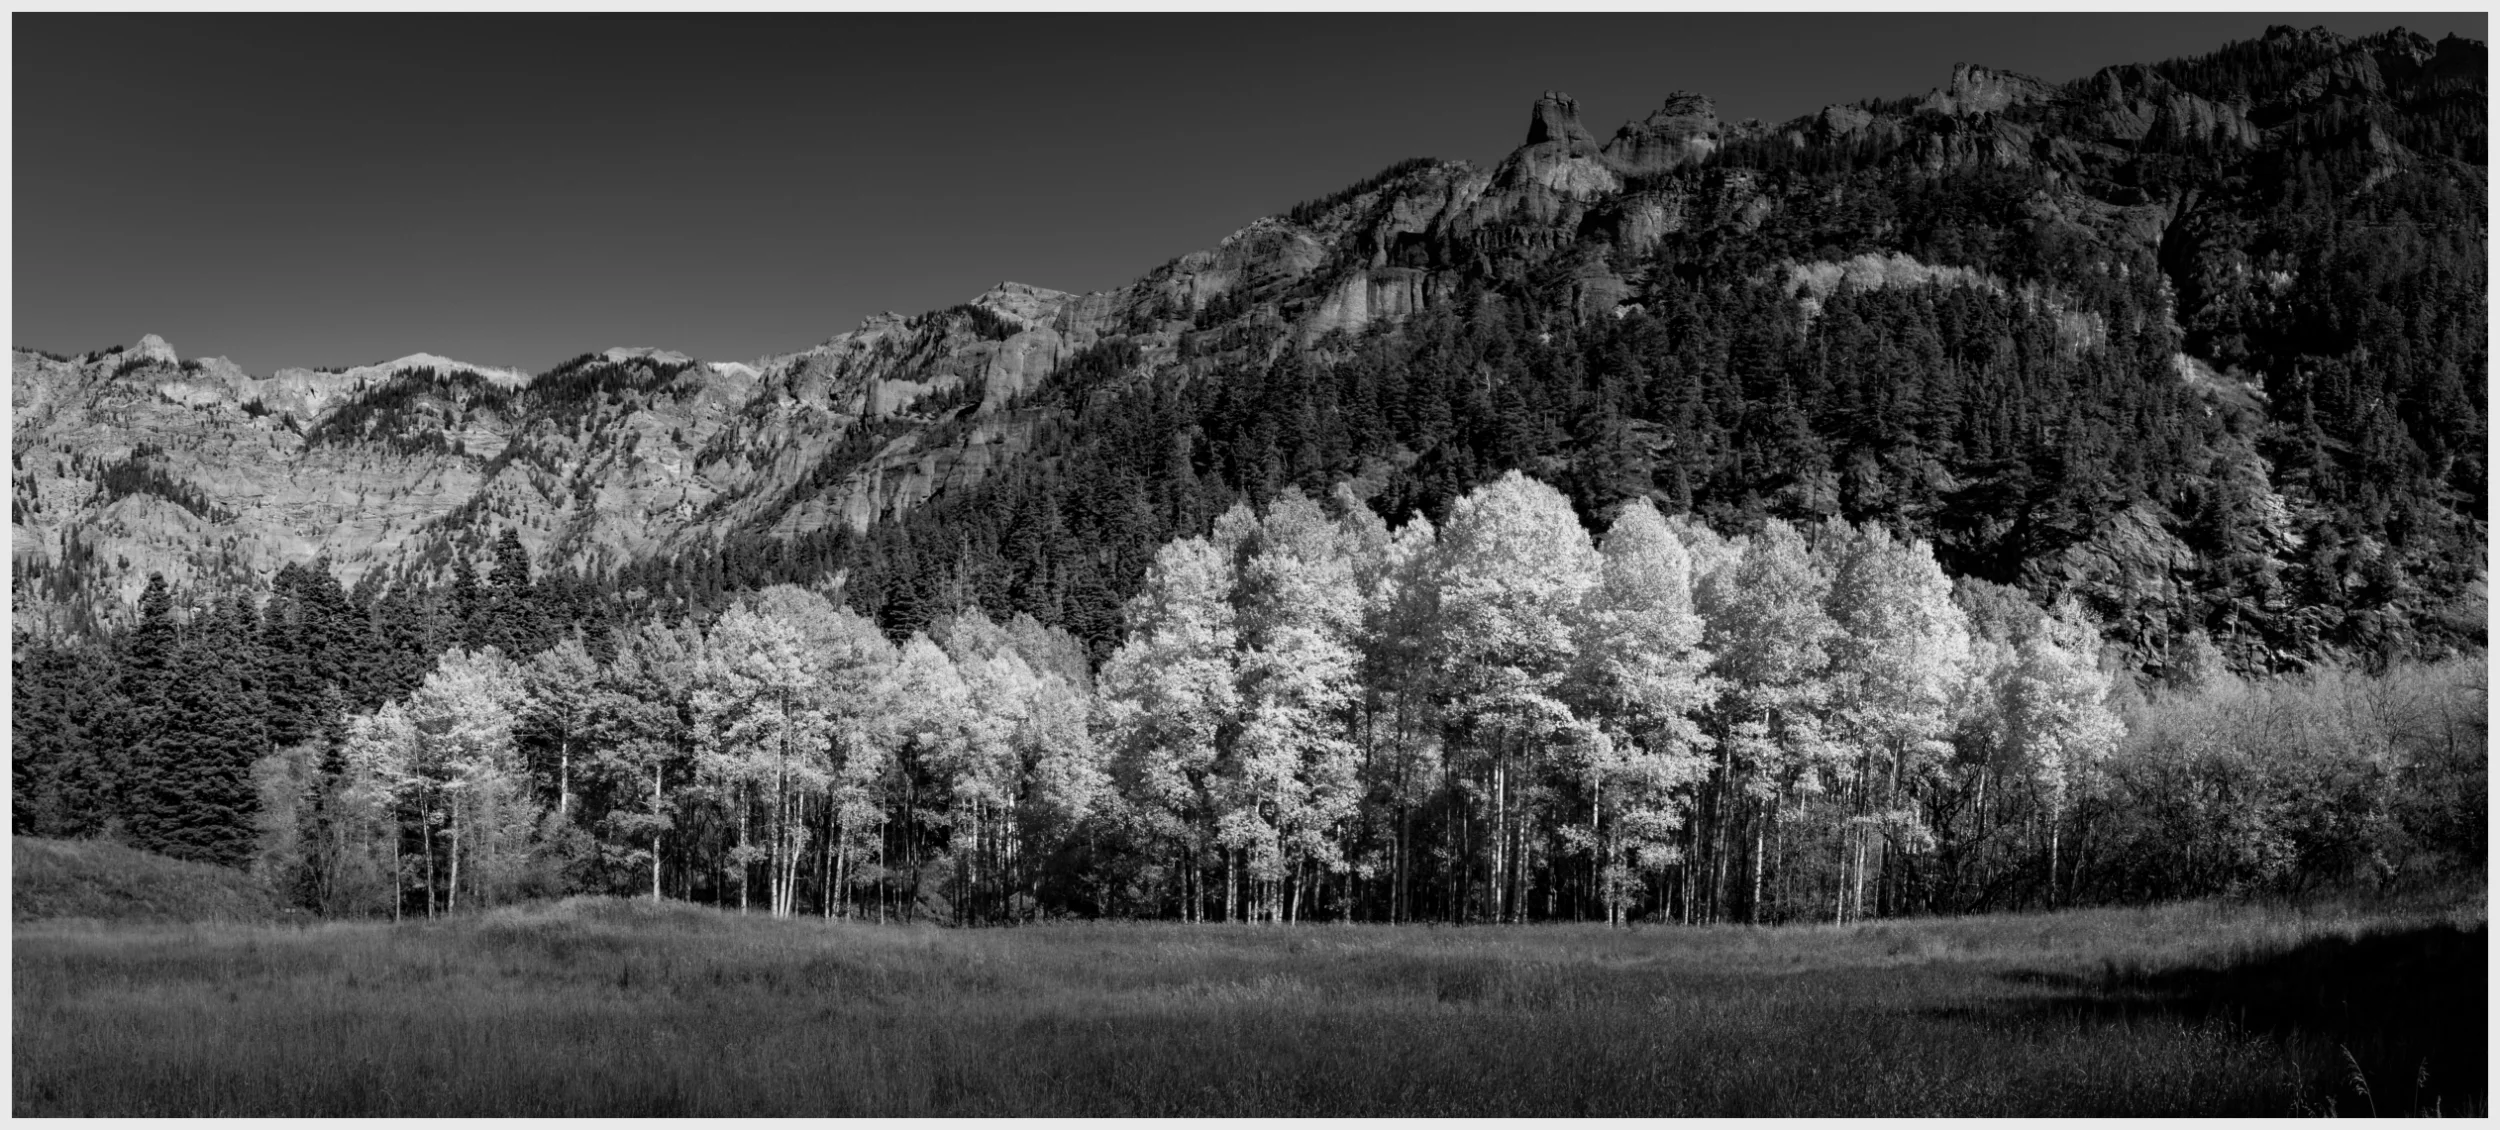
11, 837, 281, 925
13, 896, 2482, 1116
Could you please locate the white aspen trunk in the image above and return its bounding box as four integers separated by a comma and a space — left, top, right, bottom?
422, 797, 437, 920
1711, 740, 1735, 925
558, 734, 571, 823
650, 760, 664, 901
1750, 817, 1767, 924
1771, 792, 1790, 925
446, 795, 461, 917
831, 813, 848, 920
1881, 739, 1904, 916
1490, 756, 1506, 924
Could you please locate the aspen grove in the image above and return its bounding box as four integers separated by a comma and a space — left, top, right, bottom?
43, 471, 2479, 925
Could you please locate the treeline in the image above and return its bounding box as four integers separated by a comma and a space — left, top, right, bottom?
16, 473, 2481, 923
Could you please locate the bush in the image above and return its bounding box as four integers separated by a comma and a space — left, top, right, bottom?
2081, 657, 2487, 903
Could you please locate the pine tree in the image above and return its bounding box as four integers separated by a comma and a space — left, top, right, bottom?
484, 528, 548, 657
138, 596, 267, 866
114, 573, 181, 837
12, 632, 118, 838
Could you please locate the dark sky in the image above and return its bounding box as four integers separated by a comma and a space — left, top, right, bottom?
15, 13, 2484, 374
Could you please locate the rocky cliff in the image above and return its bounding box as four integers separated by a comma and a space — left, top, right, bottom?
13, 23, 2481, 647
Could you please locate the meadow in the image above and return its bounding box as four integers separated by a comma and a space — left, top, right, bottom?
14, 891, 2482, 1116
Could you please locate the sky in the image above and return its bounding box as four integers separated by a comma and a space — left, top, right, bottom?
14, 13, 2485, 375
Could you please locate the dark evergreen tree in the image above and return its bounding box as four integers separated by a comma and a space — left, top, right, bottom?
134, 596, 267, 866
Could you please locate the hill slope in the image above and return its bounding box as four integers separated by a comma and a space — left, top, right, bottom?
12, 837, 282, 924
11, 23, 2484, 675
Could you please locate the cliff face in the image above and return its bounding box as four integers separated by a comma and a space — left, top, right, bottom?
1601, 92, 1721, 178
12, 24, 2479, 634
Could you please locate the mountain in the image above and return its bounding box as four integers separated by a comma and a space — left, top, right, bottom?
12, 24, 2485, 675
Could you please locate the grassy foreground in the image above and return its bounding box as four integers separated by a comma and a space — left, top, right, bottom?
14, 895, 2483, 1116
11, 837, 281, 925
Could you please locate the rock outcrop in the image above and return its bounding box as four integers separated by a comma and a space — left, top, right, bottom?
12, 23, 2479, 635
1493, 90, 1622, 208
1599, 91, 1719, 177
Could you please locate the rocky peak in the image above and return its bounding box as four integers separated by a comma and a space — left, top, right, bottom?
1646, 91, 1717, 132
1525, 90, 1597, 150
970, 281, 1074, 329
1924, 62, 2056, 116
600, 346, 694, 367
1599, 91, 1719, 177
130, 334, 180, 367
2365, 26, 2438, 64
1495, 90, 1620, 206
2261, 24, 2348, 52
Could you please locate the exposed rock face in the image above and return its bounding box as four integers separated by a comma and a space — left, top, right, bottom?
1923, 62, 2058, 116
12, 26, 2478, 632
1307, 268, 1436, 340
1815, 103, 1874, 138
1784, 251, 2000, 320
1525, 90, 1598, 149
131, 334, 180, 367
1492, 90, 1622, 212
1599, 91, 1719, 177
1608, 189, 1688, 256
2081, 64, 2260, 149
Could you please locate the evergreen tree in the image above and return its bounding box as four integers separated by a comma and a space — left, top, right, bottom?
136, 596, 267, 866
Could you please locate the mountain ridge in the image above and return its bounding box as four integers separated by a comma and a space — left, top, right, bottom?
14, 23, 2485, 676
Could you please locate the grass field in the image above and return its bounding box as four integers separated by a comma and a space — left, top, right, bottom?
12, 837, 281, 925
14, 892, 2483, 1116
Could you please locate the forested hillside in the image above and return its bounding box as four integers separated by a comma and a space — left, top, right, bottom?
12, 25, 2486, 922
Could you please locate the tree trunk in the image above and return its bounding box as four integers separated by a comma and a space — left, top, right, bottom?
1710, 738, 1735, 925
833, 827, 849, 921
446, 795, 461, 917
422, 796, 437, 920
2047, 816, 2061, 909
1491, 754, 1508, 924
1396, 802, 1411, 924
1749, 806, 1767, 924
